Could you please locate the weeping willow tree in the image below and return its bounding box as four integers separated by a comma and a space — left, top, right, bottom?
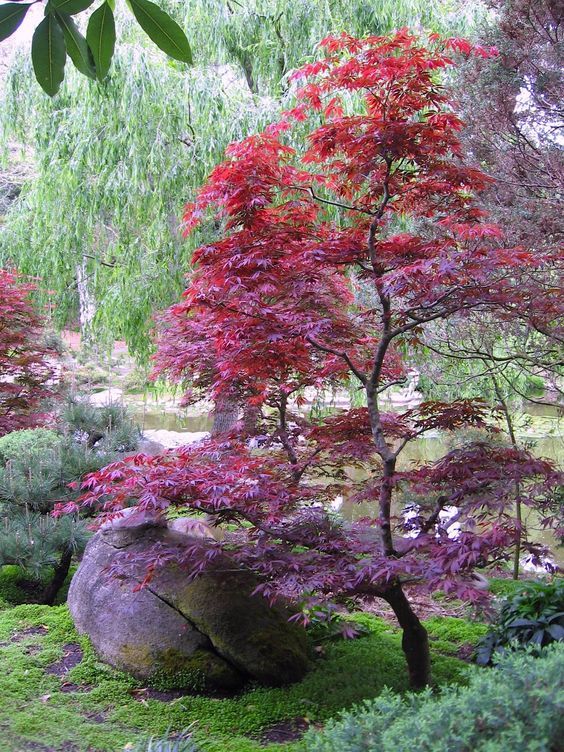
177, 0, 485, 95
0, 47, 276, 356
0, 0, 484, 357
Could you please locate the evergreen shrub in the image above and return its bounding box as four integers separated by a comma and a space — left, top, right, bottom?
305, 644, 564, 752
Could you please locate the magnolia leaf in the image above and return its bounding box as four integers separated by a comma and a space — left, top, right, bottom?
31, 14, 67, 96
56, 12, 96, 79
86, 1, 115, 81
0, 2, 31, 43
51, 0, 96, 14
128, 0, 192, 64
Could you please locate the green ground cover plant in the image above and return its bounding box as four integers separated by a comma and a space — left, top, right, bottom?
0, 603, 478, 752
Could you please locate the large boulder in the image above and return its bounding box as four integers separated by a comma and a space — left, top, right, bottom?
68, 518, 309, 692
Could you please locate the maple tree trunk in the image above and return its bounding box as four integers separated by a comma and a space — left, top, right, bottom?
490, 375, 522, 580
241, 402, 261, 436
212, 388, 261, 438
41, 546, 73, 606
211, 392, 240, 436
384, 582, 431, 689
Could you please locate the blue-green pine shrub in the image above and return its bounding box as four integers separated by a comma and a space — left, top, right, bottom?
305, 644, 564, 752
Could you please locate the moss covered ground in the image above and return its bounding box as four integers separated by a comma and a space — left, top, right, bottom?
0, 568, 488, 752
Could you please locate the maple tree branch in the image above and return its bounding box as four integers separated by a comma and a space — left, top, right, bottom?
306, 336, 367, 384
276, 391, 299, 472
291, 185, 375, 216
376, 378, 407, 395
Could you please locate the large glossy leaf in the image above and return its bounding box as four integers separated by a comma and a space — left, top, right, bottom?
86, 1, 115, 81
0, 2, 31, 43
547, 623, 564, 641
56, 12, 95, 79
51, 0, 96, 14
128, 0, 192, 64
507, 618, 538, 628
31, 14, 67, 96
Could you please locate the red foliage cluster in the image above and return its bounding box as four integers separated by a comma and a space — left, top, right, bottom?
0, 270, 57, 437
65, 31, 562, 687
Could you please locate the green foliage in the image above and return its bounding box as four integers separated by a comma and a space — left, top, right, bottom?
129, 0, 193, 64
0, 42, 277, 357
128, 731, 199, 752
87, 2, 117, 81
1, 0, 191, 95
304, 643, 564, 752
0, 429, 62, 465
62, 398, 141, 451
174, 0, 484, 96
0, 3, 30, 43
0, 512, 88, 580
0, 1, 482, 357
0, 606, 474, 751
58, 11, 97, 81
488, 577, 528, 598
0, 563, 77, 606
476, 579, 564, 665
0, 436, 120, 514
423, 617, 488, 656
31, 14, 67, 97
0, 402, 139, 600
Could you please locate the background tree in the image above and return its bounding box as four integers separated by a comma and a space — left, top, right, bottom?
63, 31, 562, 688
0, 269, 57, 436
459, 0, 563, 250
417, 0, 564, 574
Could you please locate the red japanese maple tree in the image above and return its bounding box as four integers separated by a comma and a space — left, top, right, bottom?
0, 269, 58, 437
66, 31, 562, 688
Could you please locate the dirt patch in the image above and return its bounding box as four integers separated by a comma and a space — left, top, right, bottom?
23, 644, 42, 656
82, 709, 108, 724
16, 742, 80, 752
10, 626, 49, 643
45, 643, 83, 678
456, 643, 477, 662
59, 681, 91, 694
258, 718, 311, 745
129, 686, 196, 702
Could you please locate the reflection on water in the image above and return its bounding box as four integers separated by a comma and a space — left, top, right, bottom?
134, 410, 213, 433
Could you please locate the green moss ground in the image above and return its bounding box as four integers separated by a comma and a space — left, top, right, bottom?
0, 596, 488, 752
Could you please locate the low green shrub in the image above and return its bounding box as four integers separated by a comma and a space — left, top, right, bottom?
305, 643, 564, 752
0, 402, 140, 606
476, 579, 564, 665
0, 429, 61, 465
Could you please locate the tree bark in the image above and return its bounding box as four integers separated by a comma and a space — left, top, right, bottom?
490, 374, 522, 580
76, 257, 96, 343
41, 546, 73, 606
211, 392, 240, 437
383, 582, 431, 689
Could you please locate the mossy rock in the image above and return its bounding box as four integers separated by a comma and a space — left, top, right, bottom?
68, 520, 309, 692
